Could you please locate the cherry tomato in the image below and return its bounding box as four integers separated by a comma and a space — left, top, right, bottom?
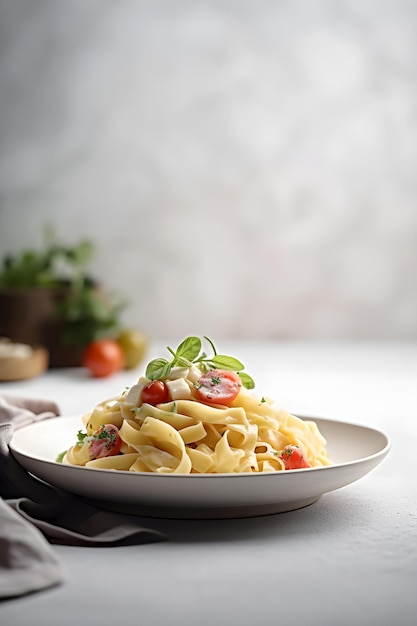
195, 369, 242, 405
141, 380, 170, 405
88, 424, 122, 459
82, 339, 124, 378
280, 445, 311, 470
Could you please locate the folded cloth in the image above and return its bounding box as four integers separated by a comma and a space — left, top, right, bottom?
0, 395, 60, 429
0, 395, 166, 599
0, 497, 64, 599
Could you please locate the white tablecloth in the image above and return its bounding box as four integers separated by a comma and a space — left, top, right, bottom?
1, 341, 416, 626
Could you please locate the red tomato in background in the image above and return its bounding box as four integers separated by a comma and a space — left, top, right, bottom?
195, 369, 242, 405
82, 339, 124, 378
88, 424, 122, 459
141, 380, 170, 405
280, 445, 311, 470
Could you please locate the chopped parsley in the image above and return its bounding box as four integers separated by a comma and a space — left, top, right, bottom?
93, 425, 118, 449
76, 430, 88, 444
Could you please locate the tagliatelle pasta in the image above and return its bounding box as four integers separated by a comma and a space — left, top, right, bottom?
62, 337, 332, 474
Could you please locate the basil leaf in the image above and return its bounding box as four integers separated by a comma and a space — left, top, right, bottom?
238, 371, 255, 390
143, 335, 256, 388
175, 336, 201, 361
146, 358, 171, 380
211, 355, 244, 371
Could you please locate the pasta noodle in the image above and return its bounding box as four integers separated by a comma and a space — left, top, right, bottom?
62, 360, 332, 474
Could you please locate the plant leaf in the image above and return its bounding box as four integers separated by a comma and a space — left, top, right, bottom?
175, 336, 201, 361
146, 358, 171, 380
238, 371, 255, 390
211, 355, 245, 371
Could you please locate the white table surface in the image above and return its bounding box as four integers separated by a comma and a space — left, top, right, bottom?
1, 340, 416, 626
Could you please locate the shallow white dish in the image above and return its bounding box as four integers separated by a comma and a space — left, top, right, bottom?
10, 415, 390, 519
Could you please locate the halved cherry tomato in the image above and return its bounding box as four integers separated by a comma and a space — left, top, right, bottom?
88, 424, 122, 459
141, 380, 170, 405
195, 369, 242, 405
280, 445, 311, 470
82, 339, 124, 378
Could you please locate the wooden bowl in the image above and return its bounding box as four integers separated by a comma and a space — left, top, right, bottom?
0, 344, 49, 381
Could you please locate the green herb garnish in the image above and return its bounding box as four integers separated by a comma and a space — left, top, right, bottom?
56, 429, 89, 462
94, 425, 117, 443
145, 336, 255, 389
76, 430, 88, 444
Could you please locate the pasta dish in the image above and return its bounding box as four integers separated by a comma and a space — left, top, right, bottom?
61, 336, 331, 474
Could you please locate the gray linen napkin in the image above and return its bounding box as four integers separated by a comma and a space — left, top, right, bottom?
0, 395, 166, 599
0, 496, 64, 599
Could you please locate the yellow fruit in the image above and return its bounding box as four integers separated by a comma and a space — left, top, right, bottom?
117, 329, 148, 369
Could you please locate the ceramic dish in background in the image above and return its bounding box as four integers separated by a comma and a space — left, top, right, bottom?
0, 339, 49, 381
10, 415, 390, 519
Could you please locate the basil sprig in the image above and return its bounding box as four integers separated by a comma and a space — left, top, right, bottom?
145, 336, 255, 389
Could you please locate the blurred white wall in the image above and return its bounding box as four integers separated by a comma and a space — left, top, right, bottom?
0, 0, 416, 340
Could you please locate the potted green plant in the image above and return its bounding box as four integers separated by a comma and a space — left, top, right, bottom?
0, 231, 123, 367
